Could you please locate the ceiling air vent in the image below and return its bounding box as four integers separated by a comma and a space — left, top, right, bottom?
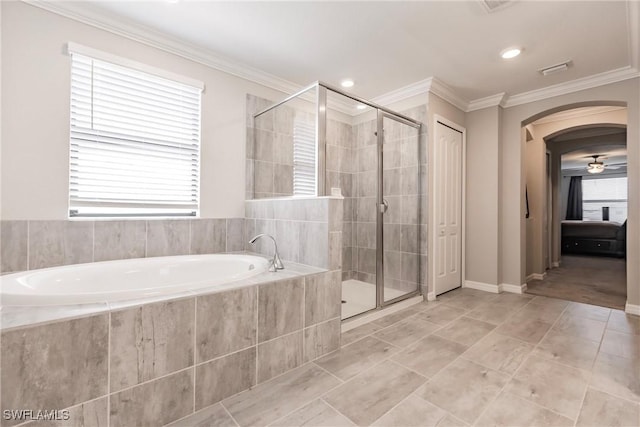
479, 0, 513, 13
539, 61, 572, 76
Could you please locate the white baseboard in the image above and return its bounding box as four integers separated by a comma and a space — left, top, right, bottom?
625, 302, 640, 316
552, 261, 561, 268
500, 283, 527, 294
427, 291, 436, 301
464, 280, 500, 293
525, 272, 546, 282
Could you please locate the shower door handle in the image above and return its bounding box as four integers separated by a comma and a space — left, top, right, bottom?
380, 199, 389, 214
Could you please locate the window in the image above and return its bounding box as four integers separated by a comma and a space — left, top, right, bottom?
582, 177, 627, 222
68, 44, 203, 217
292, 117, 316, 196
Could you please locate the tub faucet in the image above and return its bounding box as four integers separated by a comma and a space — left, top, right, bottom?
249, 234, 284, 272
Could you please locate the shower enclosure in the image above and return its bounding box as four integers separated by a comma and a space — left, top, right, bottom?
249, 82, 423, 319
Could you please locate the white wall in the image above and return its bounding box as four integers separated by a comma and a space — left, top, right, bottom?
0, 2, 288, 220
465, 106, 501, 286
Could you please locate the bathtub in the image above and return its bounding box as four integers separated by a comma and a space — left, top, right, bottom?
1, 254, 270, 306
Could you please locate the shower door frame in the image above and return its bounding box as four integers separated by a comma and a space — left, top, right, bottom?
376, 110, 423, 308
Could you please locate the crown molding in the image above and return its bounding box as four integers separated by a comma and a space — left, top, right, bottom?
23, 0, 301, 97
501, 66, 640, 108
427, 78, 470, 112
467, 92, 507, 111
370, 78, 431, 107
24, 0, 640, 116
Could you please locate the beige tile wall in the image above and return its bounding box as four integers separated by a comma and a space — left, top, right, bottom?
0, 218, 245, 274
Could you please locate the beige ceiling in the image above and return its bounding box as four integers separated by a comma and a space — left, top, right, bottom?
51, 1, 638, 102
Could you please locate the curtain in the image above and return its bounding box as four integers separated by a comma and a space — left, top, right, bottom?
566, 176, 583, 220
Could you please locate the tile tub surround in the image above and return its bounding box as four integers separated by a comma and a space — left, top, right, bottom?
245, 196, 343, 271
1, 266, 341, 427
0, 218, 245, 274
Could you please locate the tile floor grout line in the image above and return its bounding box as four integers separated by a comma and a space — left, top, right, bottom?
219, 401, 241, 427
319, 397, 357, 426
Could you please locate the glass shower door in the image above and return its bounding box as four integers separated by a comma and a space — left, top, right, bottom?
380, 112, 421, 304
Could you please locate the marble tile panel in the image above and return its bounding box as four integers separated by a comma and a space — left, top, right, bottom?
190, 218, 226, 254
434, 316, 495, 347
258, 277, 303, 342
93, 220, 146, 262
563, 301, 611, 322
22, 395, 108, 427
476, 392, 573, 427
373, 316, 440, 348
271, 399, 354, 427
417, 358, 509, 424
314, 335, 399, 380
257, 331, 303, 383
340, 322, 384, 346
1, 220, 28, 272
600, 329, 640, 359
146, 220, 190, 257
299, 221, 329, 268
576, 388, 640, 427
552, 312, 606, 342
373, 306, 421, 328
531, 329, 600, 370
591, 351, 640, 402
29, 220, 93, 269
392, 335, 467, 378
371, 394, 447, 427
196, 347, 256, 409
304, 269, 340, 328
495, 318, 552, 344
1, 314, 108, 425
462, 332, 534, 375
226, 218, 245, 252
304, 319, 341, 362
414, 304, 467, 326
109, 369, 193, 427
110, 298, 194, 391
165, 403, 237, 427
197, 286, 257, 362
324, 360, 426, 426
223, 364, 341, 427
607, 310, 640, 335
504, 355, 590, 419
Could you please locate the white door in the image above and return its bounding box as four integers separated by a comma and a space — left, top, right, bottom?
434, 121, 463, 295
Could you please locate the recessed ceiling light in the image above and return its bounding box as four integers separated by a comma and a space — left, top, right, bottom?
500, 47, 521, 59
356, 104, 366, 110
340, 79, 354, 88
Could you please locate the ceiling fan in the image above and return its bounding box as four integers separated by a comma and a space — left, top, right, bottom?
563, 155, 626, 174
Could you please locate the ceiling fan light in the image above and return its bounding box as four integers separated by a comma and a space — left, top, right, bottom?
587, 164, 604, 173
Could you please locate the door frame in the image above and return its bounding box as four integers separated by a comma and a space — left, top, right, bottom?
430, 115, 467, 298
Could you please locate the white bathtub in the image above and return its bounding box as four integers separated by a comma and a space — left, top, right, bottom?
1, 254, 270, 306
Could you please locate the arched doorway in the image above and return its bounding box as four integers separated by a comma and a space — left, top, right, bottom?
522, 105, 629, 309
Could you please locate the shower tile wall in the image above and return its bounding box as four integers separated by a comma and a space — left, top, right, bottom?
246, 94, 314, 199
325, 118, 356, 280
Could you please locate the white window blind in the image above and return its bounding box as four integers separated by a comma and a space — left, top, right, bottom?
292, 118, 316, 196
69, 50, 202, 217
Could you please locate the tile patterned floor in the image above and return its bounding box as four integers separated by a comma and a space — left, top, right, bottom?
171, 288, 640, 427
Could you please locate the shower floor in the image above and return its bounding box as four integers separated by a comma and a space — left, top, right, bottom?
341, 279, 406, 319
